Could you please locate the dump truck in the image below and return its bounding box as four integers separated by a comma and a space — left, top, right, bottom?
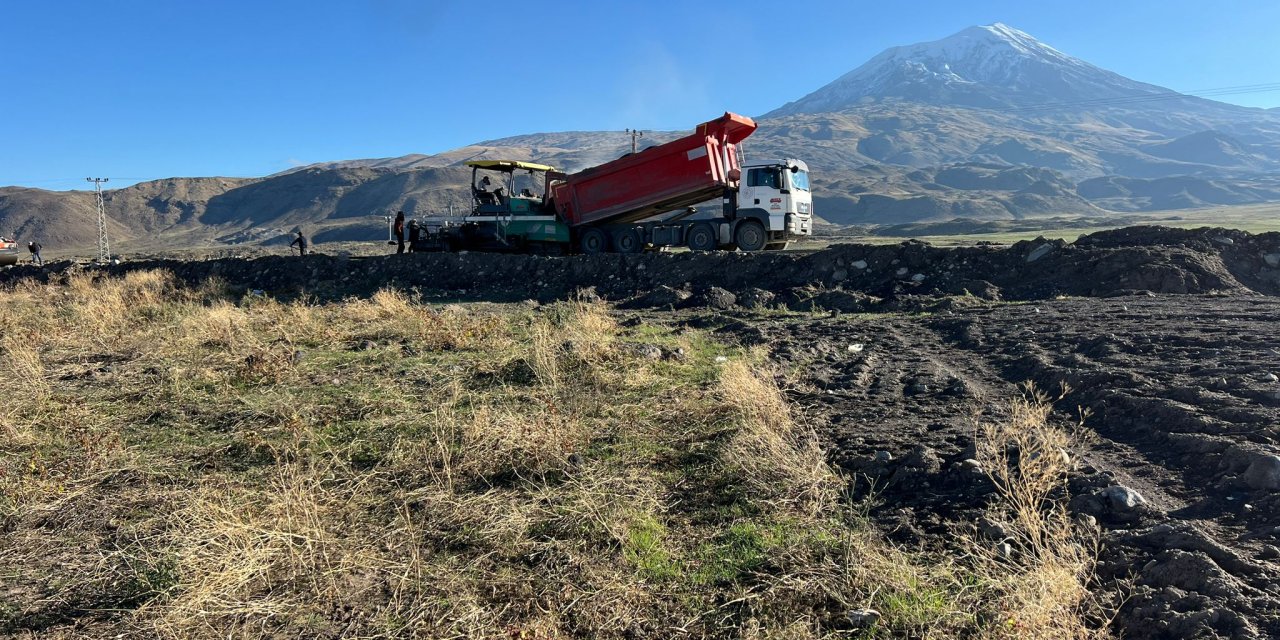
409, 112, 812, 254
0, 238, 20, 266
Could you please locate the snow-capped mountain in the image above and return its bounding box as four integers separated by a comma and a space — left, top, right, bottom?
768, 23, 1224, 115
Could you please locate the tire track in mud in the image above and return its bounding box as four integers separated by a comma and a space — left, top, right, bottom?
928, 296, 1280, 639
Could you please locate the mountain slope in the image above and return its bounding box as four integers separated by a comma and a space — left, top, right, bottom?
767, 23, 1254, 117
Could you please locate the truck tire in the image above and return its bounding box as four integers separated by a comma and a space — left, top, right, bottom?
687, 223, 717, 252
579, 228, 609, 254
613, 227, 642, 254
734, 220, 767, 252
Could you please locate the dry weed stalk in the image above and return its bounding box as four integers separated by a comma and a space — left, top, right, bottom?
974, 385, 1107, 640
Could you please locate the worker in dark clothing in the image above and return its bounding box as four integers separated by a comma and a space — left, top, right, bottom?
290, 231, 308, 256
394, 211, 406, 254
28, 241, 43, 266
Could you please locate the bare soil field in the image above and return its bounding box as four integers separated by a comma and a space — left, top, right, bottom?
3, 225, 1279, 638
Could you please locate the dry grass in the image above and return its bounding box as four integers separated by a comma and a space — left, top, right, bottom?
0, 270, 1109, 638
973, 386, 1107, 640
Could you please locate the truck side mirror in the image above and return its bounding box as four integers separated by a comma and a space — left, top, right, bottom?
790, 165, 800, 173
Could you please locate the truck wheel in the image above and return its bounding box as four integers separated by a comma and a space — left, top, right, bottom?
687, 223, 717, 252
613, 228, 642, 253
579, 228, 609, 254
734, 220, 767, 252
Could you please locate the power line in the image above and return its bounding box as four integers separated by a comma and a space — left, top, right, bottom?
86, 177, 110, 262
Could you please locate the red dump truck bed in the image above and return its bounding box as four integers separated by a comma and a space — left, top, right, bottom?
551, 112, 756, 227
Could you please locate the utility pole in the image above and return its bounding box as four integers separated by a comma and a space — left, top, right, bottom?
86, 177, 110, 262
626, 128, 644, 154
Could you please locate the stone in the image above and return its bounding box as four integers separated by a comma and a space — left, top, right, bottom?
831, 268, 849, 282
696, 287, 736, 310
978, 516, 1011, 540
1026, 243, 1053, 263
911, 273, 926, 282
905, 382, 930, 395
847, 343, 864, 353
1101, 485, 1147, 512
736, 288, 776, 309
1264, 253, 1280, 268
895, 267, 909, 276
634, 344, 663, 360
902, 445, 942, 471
845, 608, 881, 629
1242, 454, 1280, 490
358, 340, 377, 351
851, 260, 868, 270
1212, 236, 1235, 246
959, 458, 983, 473
872, 450, 892, 464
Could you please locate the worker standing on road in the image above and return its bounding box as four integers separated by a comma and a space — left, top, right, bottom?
290, 230, 308, 256
28, 241, 43, 266
394, 211, 406, 254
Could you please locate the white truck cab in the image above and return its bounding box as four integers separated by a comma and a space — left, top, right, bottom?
738, 158, 813, 247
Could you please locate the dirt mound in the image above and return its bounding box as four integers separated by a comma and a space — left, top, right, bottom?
3, 226, 1277, 307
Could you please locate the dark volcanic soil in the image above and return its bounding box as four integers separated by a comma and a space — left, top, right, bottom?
5, 225, 1280, 638
5, 226, 1279, 306
695, 294, 1280, 639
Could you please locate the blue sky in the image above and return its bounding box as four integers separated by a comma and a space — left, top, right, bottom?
4, 0, 1279, 190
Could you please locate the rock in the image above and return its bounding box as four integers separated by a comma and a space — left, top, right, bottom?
1075, 514, 1098, 529
911, 273, 926, 282
1242, 454, 1280, 490
847, 343, 864, 353
1264, 253, 1280, 268
895, 267, 909, 276
358, 340, 377, 351
1101, 485, 1147, 512
737, 288, 775, 309
872, 450, 893, 464
664, 347, 687, 362
832, 268, 849, 282
902, 445, 942, 472
1262, 372, 1279, 383
959, 458, 983, 474
633, 285, 689, 308
633, 344, 663, 360
978, 516, 1011, 540
845, 608, 881, 629
714, 355, 728, 363
1212, 236, 1235, 246
851, 260, 868, 270
693, 287, 736, 310
1026, 243, 1053, 263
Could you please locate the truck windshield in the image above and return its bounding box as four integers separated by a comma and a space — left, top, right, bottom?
789, 170, 810, 192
